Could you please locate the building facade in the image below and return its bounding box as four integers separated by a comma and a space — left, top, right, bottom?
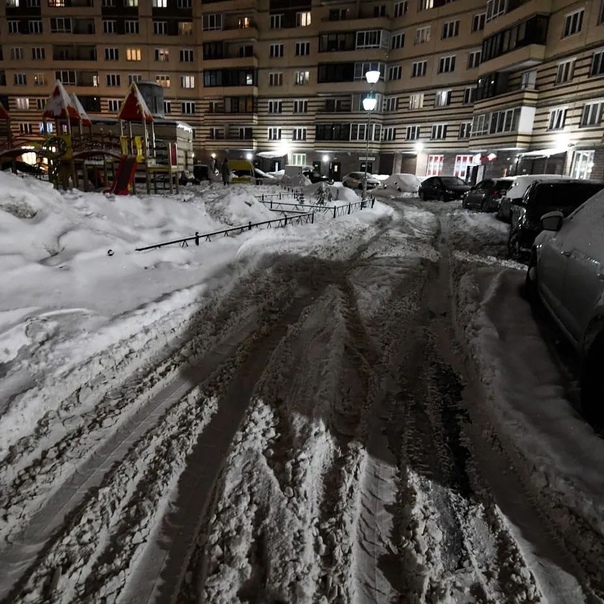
0, 0, 603, 180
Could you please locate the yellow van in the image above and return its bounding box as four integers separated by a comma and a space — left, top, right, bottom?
229, 159, 255, 184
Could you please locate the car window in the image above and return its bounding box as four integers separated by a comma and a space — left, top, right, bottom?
532, 183, 604, 208
495, 179, 514, 190
441, 176, 465, 187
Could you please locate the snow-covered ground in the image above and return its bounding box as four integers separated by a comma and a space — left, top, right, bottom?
1, 172, 603, 603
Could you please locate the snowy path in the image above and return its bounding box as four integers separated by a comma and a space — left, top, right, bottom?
2, 200, 603, 603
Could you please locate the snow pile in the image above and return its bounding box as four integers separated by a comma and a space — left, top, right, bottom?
202, 187, 276, 226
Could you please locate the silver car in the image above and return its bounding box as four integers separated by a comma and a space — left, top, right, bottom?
342, 171, 381, 190
525, 190, 604, 423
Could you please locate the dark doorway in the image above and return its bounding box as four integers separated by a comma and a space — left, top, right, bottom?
360, 161, 373, 173
312, 160, 321, 173
329, 161, 342, 181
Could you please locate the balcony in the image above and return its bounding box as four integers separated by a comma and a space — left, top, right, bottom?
473, 85, 538, 111
478, 44, 546, 75
75, 71, 99, 87
484, 0, 552, 38
53, 45, 97, 61
202, 23, 258, 42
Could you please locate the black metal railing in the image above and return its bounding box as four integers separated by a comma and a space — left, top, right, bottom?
135, 212, 315, 251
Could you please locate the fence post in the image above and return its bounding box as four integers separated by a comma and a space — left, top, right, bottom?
270, 199, 273, 210
333, 206, 337, 219
249, 221, 252, 231
311, 212, 314, 224
284, 216, 288, 226
195, 231, 200, 246
371, 197, 375, 208
348, 203, 351, 215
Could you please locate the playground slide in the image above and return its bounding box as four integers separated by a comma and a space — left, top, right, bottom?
105, 156, 138, 195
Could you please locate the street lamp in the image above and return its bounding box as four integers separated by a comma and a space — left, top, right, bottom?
362, 70, 380, 202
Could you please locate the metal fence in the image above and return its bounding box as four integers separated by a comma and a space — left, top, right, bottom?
135, 211, 315, 251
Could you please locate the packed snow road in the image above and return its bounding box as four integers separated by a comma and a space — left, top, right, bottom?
1, 198, 603, 603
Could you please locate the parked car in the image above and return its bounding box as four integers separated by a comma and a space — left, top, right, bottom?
462, 177, 516, 212
418, 176, 471, 201
508, 179, 604, 261
302, 168, 334, 185
497, 174, 564, 222
381, 173, 421, 194
342, 171, 381, 190
525, 190, 604, 423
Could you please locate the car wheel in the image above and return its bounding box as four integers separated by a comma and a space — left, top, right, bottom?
507, 230, 523, 261
581, 331, 604, 427
523, 249, 539, 302
462, 197, 468, 209
418, 190, 425, 200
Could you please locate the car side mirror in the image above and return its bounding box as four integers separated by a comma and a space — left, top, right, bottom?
540, 211, 564, 232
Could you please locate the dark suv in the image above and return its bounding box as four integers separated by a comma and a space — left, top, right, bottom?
508, 179, 604, 260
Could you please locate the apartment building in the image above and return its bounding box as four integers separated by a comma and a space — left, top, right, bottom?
0, 0, 603, 180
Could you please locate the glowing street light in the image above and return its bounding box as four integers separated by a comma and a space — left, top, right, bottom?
362, 70, 380, 203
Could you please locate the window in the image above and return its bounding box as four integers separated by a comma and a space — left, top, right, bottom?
55, 69, 76, 85
548, 107, 567, 130
467, 50, 481, 69
293, 99, 308, 113
374, 5, 386, 17
356, 30, 389, 49
438, 55, 456, 73
521, 69, 537, 89
599, 0, 604, 24
409, 93, 424, 109
292, 153, 307, 166
406, 125, 420, 140
154, 21, 168, 34
296, 42, 310, 56
354, 61, 384, 81
181, 75, 195, 88
434, 90, 451, 107
8, 21, 20, 34
268, 100, 283, 113
11, 47, 23, 60
105, 48, 119, 61
391, 33, 405, 49
426, 155, 444, 176
297, 12, 311, 26
15, 97, 29, 110
472, 13, 486, 32
50, 18, 72, 33
14, 73, 27, 85
463, 87, 476, 104
164, 100, 171, 114
571, 150, 595, 179
269, 72, 283, 86
486, 0, 505, 22
209, 127, 224, 140
126, 48, 141, 61
126, 0, 138, 5
556, 59, 575, 84
295, 71, 310, 85
415, 26, 430, 44
563, 10, 584, 37
268, 127, 282, 140
383, 96, 398, 112
419, 0, 434, 10
104, 20, 116, 34
179, 21, 192, 35
590, 49, 604, 77
19, 123, 33, 135
329, 8, 347, 21
292, 127, 307, 141
382, 127, 396, 141
181, 101, 195, 114
153, 48, 168, 62
125, 21, 139, 34
431, 124, 447, 139
108, 99, 120, 112
270, 14, 283, 29
270, 43, 284, 58
580, 102, 603, 127
32, 47, 45, 60
180, 49, 193, 62
103, 0, 115, 5
442, 21, 459, 39
33, 73, 46, 86
156, 74, 170, 87
29, 21, 43, 34
459, 123, 472, 138
106, 74, 121, 87
153, 0, 167, 5
177, 0, 191, 7
388, 65, 402, 80
411, 61, 426, 78
394, 1, 408, 17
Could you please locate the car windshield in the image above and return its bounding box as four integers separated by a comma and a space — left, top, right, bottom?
441, 177, 466, 187
532, 183, 604, 208
495, 179, 514, 190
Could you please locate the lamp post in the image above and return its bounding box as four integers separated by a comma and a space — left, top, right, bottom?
362, 70, 380, 203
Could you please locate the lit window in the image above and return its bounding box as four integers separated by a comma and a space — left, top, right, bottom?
297, 11, 311, 26
181, 75, 195, 88
126, 48, 141, 61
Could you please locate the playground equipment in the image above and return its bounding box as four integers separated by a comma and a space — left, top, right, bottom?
0, 80, 184, 195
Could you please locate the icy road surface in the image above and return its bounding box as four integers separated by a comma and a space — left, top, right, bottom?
2, 199, 603, 603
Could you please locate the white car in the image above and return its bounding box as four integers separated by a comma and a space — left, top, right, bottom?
382, 173, 422, 194
342, 171, 381, 190
525, 189, 604, 424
